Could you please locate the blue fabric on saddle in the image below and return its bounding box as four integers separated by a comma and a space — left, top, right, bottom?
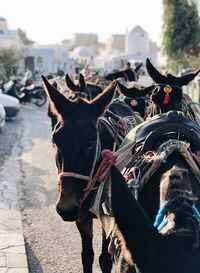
120, 110, 200, 152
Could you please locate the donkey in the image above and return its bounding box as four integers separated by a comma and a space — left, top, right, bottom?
146, 58, 200, 118
105, 63, 142, 82
116, 82, 154, 119
110, 165, 200, 273
42, 75, 120, 273
66, 73, 103, 100
65, 73, 142, 151
66, 73, 149, 121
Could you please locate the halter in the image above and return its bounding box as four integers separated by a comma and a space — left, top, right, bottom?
155, 83, 182, 90
58, 132, 117, 201
154, 83, 182, 106
58, 132, 101, 184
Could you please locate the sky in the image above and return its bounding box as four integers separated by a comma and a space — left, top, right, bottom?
1, 0, 163, 45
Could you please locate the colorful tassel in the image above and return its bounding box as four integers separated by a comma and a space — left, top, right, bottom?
164, 93, 171, 104
163, 85, 172, 105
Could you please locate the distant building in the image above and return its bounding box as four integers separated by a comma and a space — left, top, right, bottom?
69, 33, 98, 49
125, 25, 149, 61
106, 34, 125, 52
0, 17, 23, 49
24, 44, 70, 74
70, 45, 96, 65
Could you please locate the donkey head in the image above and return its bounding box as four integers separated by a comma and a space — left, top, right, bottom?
42, 75, 116, 221
66, 73, 103, 100
66, 73, 88, 99
146, 58, 200, 113
116, 81, 154, 118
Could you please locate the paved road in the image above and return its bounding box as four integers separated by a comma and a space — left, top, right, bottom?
17, 104, 104, 273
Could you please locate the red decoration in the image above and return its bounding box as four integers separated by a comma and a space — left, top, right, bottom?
164, 93, 171, 104
163, 85, 172, 105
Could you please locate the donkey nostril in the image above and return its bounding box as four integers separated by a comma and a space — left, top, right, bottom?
56, 205, 80, 217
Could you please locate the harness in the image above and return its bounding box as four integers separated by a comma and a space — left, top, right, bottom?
99, 110, 138, 151
58, 133, 117, 201
123, 139, 200, 199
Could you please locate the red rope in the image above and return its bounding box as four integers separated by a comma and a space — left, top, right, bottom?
83, 149, 117, 200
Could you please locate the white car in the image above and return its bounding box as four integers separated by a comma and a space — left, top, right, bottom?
0, 102, 5, 131
195, 72, 200, 82
0, 93, 20, 119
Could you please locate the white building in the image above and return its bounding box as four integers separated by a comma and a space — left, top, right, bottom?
0, 17, 23, 49
25, 44, 70, 74
125, 25, 149, 61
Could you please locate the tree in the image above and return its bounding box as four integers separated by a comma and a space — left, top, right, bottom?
162, 0, 200, 71
0, 48, 19, 79
18, 28, 34, 45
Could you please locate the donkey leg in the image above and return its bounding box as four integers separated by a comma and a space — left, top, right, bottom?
76, 218, 94, 273
99, 229, 112, 273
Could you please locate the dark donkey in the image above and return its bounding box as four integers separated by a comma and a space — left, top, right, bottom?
107, 111, 200, 272
66, 73, 103, 100
116, 81, 154, 119
146, 58, 200, 119
42, 75, 118, 273
105, 63, 143, 82
111, 164, 200, 273
65, 73, 139, 151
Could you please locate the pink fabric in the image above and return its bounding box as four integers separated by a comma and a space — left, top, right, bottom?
58, 172, 90, 181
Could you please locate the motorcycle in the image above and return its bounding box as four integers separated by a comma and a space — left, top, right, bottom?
18, 79, 47, 106
2, 78, 47, 107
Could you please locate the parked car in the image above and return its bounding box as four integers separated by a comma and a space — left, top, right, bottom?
195, 72, 200, 82
0, 93, 20, 119
0, 102, 6, 131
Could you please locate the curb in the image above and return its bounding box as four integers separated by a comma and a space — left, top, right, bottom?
0, 140, 29, 272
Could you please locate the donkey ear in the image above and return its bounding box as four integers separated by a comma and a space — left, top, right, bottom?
42, 75, 72, 116
146, 58, 166, 83
65, 74, 78, 91
79, 73, 86, 92
116, 81, 128, 95
135, 63, 143, 73
178, 69, 200, 86
90, 81, 117, 118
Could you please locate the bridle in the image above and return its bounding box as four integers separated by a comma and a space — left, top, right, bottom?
58, 132, 117, 201
58, 132, 101, 197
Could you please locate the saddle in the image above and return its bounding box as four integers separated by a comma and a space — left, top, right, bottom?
121, 111, 200, 153
91, 111, 200, 238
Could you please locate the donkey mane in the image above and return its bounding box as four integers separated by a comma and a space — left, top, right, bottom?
162, 167, 200, 249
